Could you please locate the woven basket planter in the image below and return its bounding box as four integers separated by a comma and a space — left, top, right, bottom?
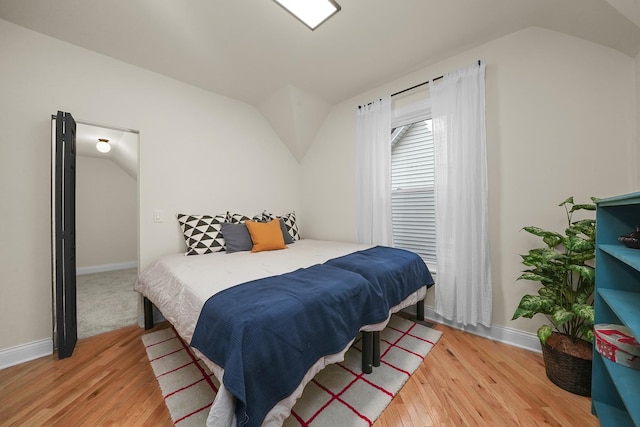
541, 334, 592, 396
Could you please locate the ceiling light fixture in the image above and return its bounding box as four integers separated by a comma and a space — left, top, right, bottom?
96, 138, 111, 153
273, 0, 341, 30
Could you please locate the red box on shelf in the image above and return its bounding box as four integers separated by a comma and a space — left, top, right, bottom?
595, 324, 640, 370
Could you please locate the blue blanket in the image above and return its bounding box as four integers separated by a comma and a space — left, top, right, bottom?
190, 264, 390, 427
324, 246, 435, 307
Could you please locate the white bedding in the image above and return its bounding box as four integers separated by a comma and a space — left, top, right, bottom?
134, 239, 427, 426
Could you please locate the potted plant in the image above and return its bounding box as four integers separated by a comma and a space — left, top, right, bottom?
512, 196, 596, 396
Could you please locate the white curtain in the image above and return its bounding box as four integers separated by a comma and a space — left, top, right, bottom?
431, 61, 492, 327
356, 96, 392, 245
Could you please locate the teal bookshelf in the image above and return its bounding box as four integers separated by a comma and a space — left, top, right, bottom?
592, 192, 640, 427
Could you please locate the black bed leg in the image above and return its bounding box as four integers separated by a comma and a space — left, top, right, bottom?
144, 297, 154, 330
373, 331, 380, 367
362, 331, 373, 374
417, 299, 425, 321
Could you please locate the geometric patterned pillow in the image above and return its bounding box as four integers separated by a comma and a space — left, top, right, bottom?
261, 210, 276, 221
226, 212, 264, 224
262, 210, 301, 241
281, 211, 301, 241
226, 212, 250, 224
176, 213, 226, 255
252, 213, 266, 222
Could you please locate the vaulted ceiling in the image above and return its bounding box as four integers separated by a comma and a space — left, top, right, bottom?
75, 123, 138, 179
3, 0, 640, 161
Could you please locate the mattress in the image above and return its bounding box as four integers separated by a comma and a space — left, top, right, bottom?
134, 239, 428, 426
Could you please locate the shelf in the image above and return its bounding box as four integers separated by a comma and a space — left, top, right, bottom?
600, 355, 640, 423
597, 192, 640, 207
594, 193, 640, 427
597, 289, 640, 338
600, 244, 640, 271
592, 400, 635, 427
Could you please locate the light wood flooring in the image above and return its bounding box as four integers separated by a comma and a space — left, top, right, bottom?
0, 321, 598, 426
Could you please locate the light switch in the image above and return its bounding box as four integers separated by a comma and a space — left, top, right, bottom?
153, 209, 164, 223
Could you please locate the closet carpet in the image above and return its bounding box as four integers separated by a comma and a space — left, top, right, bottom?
76, 268, 138, 339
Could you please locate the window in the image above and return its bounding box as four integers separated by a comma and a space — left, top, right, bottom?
391, 112, 436, 268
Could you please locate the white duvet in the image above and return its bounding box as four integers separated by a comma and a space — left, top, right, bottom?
134, 239, 427, 426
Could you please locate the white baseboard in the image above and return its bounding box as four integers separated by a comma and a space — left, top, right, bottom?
77, 261, 138, 275
421, 305, 542, 353
1, 303, 540, 371
0, 338, 53, 371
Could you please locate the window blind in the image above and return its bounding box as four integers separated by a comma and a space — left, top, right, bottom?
391, 120, 436, 266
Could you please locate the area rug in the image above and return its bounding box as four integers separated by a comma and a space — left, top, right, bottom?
142, 315, 442, 426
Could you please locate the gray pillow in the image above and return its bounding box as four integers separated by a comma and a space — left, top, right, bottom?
221, 222, 253, 253
280, 218, 294, 244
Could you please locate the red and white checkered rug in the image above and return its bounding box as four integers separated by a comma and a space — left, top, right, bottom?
142, 315, 442, 426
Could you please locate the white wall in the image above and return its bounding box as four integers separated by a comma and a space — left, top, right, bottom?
76, 156, 137, 269
636, 52, 640, 183
0, 19, 300, 353
301, 27, 636, 336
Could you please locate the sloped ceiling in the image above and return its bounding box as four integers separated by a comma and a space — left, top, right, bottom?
604, 0, 640, 28
76, 123, 138, 180
258, 85, 331, 162
4, 0, 640, 161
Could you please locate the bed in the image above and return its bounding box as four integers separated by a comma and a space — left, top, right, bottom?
135, 238, 434, 427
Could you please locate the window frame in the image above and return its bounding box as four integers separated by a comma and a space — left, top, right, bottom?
390, 98, 436, 273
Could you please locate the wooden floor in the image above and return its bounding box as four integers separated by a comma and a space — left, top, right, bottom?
0, 322, 598, 426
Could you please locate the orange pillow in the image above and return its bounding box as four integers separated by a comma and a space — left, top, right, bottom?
245, 219, 287, 253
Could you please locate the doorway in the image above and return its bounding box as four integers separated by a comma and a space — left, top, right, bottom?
75, 122, 139, 339
52, 116, 140, 349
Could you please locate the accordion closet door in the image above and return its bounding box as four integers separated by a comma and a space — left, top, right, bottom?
52, 110, 78, 359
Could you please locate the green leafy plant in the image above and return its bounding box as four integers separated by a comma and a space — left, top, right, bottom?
512, 197, 596, 345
